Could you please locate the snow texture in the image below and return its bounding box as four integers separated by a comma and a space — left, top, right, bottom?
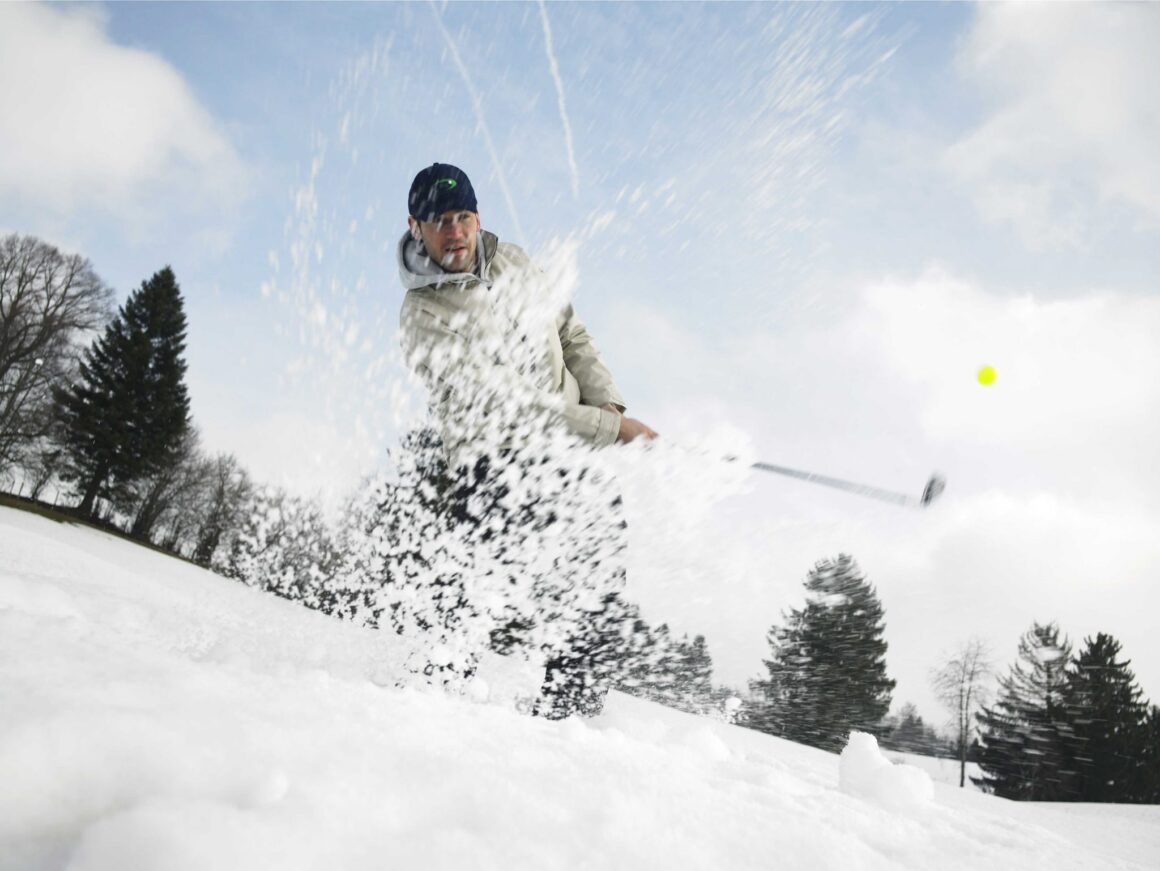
883, 751, 984, 792
839, 731, 934, 812
2, 506, 1159, 871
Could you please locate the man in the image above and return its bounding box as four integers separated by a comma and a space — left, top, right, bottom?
397, 162, 657, 717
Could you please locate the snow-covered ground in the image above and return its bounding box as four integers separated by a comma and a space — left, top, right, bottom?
883, 751, 983, 792
2, 505, 1158, 871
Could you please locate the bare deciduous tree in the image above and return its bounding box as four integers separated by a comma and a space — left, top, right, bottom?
123, 429, 203, 543
0, 235, 112, 476
191, 453, 253, 567
932, 637, 993, 787
157, 452, 216, 555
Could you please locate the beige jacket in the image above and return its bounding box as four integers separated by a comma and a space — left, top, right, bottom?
398, 230, 624, 466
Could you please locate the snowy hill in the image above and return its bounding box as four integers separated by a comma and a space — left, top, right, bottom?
2, 506, 1158, 871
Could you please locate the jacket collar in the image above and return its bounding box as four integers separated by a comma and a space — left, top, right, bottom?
397, 230, 499, 291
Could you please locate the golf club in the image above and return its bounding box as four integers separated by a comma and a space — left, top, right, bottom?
747, 460, 946, 509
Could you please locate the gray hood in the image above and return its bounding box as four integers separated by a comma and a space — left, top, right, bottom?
396, 230, 498, 292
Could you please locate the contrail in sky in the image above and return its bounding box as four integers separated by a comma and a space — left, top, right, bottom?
429, 3, 527, 245
537, 0, 580, 199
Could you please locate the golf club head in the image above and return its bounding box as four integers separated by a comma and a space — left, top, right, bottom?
921, 474, 946, 507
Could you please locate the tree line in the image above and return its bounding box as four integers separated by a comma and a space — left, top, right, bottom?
0, 234, 253, 562
974, 621, 1159, 803
739, 551, 1159, 803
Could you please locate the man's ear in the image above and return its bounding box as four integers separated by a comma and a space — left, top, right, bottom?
407, 217, 421, 241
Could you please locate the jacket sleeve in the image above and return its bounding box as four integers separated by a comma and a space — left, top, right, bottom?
557, 304, 626, 413
401, 296, 622, 449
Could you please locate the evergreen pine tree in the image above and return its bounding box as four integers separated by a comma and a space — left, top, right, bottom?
635, 621, 677, 700
974, 622, 1076, 800
1135, 706, 1160, 803
883, 702, 944, 754
54, 267, 190, 516
671, 634, 714, 713
614, 618, 717, 715
1064, 633, 1150, 803
615, 608, 669, 701
749, 554, 895, 751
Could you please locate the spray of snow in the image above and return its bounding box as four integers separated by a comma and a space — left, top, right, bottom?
537, 0, 581, 199
255, 6, 924, 701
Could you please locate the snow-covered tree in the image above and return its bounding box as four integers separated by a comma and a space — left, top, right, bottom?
671, 634, 715, 713
974, 622, 1075, 800
617, 615, 717, 715
1064, 632, 1150, 803
880, 703, 947, 756
749, 554, 895, 751
1137, 706, 1160, 803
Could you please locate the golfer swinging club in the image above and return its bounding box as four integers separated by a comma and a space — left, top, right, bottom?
398, 163, 657, 717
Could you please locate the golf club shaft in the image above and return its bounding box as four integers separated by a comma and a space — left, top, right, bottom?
749, 461, 939, 508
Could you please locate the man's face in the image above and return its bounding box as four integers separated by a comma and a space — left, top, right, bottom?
410, 209, 481, 273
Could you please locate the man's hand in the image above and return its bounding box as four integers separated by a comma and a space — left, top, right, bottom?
603, 403, 658, 443
618, 416, 659, 443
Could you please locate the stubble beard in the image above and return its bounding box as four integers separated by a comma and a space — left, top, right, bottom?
441, 241, 475, 273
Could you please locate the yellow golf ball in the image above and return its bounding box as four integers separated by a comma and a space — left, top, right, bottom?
977, 365, 997, 385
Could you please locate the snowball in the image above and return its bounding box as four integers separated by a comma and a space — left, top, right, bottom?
839, 731, 933, 812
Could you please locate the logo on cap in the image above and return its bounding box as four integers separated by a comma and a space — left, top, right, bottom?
435, 178, 458, 191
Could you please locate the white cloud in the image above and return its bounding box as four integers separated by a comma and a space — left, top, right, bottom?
0, 3, 246, 219
610, 265, 1160, 512
604, 266, 1160, 711
859, 267, 1160, 466
945, 3, 1160, 249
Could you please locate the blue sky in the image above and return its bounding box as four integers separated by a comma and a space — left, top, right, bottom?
3, 2, 1159, 719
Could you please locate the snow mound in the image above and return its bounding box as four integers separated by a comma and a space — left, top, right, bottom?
839, 731, 934, 812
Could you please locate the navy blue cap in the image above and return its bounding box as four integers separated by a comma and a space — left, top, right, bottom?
408, 163, 478, 222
